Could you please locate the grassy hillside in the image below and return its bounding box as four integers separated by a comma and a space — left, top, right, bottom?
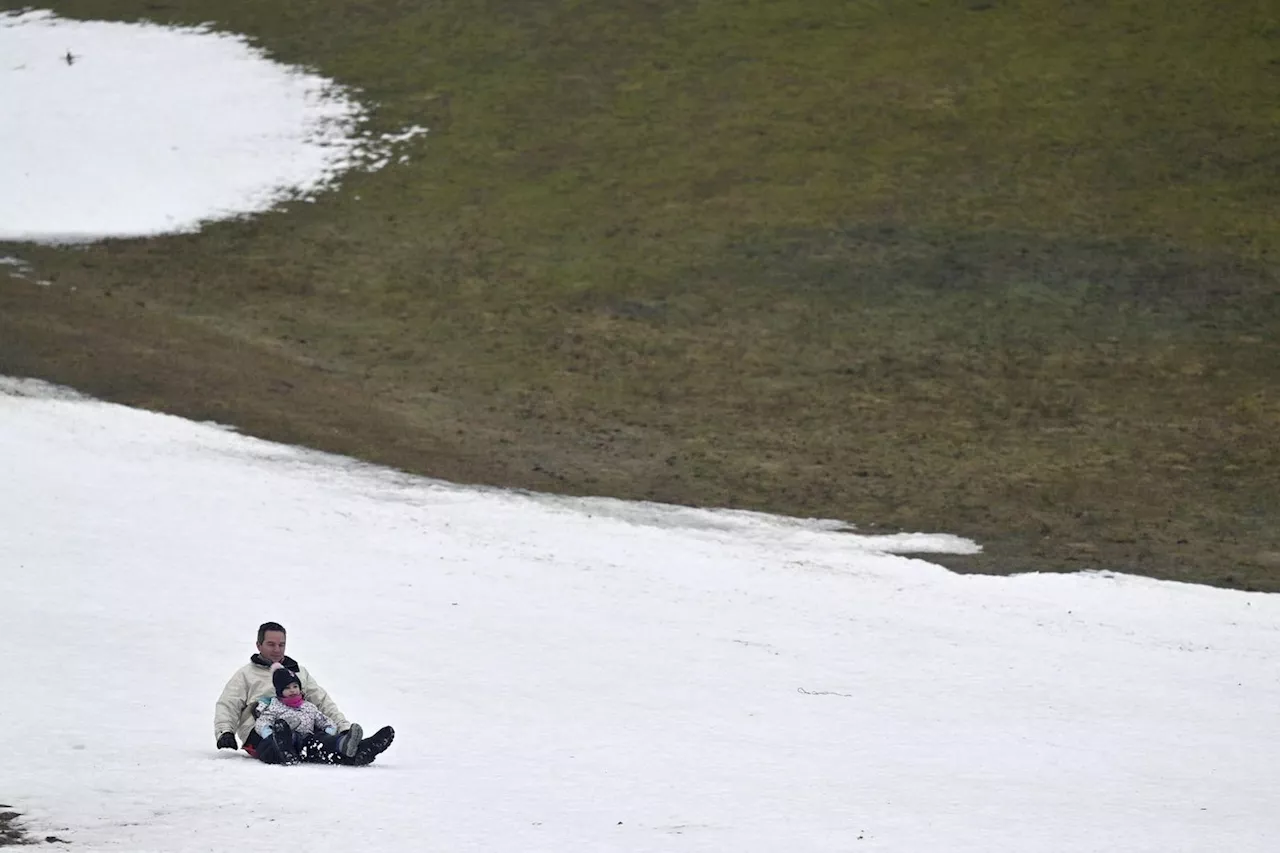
3, 0, 1278, 587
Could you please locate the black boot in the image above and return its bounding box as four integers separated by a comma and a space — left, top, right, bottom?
272, 721, 299, 766
347, 726, 394, 766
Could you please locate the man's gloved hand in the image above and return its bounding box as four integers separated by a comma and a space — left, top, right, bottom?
216, 732, 238, 750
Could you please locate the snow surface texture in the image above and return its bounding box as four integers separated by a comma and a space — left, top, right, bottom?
1, 375, 1277, 852
0, 10, 426, 243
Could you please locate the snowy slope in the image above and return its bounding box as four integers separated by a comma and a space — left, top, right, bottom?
1, 377, 1277, 852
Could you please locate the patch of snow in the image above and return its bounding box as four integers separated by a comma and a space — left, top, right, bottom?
0, 253, 50, 285
0, 10, 425, 244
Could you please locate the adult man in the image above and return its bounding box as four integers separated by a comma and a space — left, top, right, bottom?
215, 621, 394, 765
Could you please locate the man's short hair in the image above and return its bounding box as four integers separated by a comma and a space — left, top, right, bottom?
257, 621, 287, 644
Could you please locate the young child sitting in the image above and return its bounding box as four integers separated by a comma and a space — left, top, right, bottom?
255, 665, 363, 765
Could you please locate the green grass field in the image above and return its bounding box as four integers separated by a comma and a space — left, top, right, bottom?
4, 0, 1278, 588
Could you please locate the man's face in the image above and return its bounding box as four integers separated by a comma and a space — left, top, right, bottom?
257, 630, 286, 663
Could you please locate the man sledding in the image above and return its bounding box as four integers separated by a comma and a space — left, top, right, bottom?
214, 621, 395, 766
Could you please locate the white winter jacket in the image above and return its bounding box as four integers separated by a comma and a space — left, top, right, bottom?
214, 655, 350, 745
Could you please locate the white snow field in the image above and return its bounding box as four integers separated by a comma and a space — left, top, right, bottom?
1, 376, 1277, 852
0, 10, 424, 243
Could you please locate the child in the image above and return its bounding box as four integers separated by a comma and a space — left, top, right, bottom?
255, 665, 364, 766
